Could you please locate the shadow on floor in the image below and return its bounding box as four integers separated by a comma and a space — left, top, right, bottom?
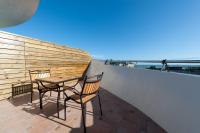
7, 88, 166, 133
68, 88, 167, 133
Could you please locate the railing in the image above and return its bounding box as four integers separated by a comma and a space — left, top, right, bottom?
105, 59, 200, 64
104, 59, 200, 74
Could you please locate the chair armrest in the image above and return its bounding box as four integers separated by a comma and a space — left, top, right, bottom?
64, 79, 80, 87
64, 86, 81, 96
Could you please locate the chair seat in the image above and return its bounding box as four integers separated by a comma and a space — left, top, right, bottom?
63, 85, 74, 90
33, 83, 59, 92
70, 93, 97, 103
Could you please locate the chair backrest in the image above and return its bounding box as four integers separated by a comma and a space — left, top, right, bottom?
29, 70, 51, 84
81, 72, 104, 95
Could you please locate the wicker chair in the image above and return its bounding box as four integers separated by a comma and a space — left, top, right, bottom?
63, 72, 104, 133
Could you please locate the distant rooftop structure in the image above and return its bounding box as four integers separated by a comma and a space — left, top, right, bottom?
105, 59, 200, 75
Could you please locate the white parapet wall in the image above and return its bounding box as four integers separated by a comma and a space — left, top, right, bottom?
88, 60, 200, 133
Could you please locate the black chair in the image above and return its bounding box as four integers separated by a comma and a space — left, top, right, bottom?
64, 72, 104, 133
29, 70, 59, 109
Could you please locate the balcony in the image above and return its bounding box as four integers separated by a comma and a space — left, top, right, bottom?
0, 89, 165, 133
0, 31, 199, 133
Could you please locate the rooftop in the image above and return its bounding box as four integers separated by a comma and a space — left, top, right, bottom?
1, 32, 199, 133
0, 89, 165, 133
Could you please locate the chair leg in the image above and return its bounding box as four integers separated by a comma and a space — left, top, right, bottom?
64, 99, 66, 120
50, 91, 52, 96
81, 102, 87, 133
39, 92, 43, 109
57, 89, 60, 118
98, 93, 103, 118
64, 96, 70, 120
30, 91, 33, 103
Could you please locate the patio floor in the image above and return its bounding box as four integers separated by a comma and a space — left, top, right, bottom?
0, 89, 166, 133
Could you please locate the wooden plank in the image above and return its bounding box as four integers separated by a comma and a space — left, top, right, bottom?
0, 59, 25, 64
27, 41, 88, 54
0, 37, 24, 46
0, 33, 18, 41
25, 51, 90, 59
26, 60, 89, 65
0, 32, 90, 55
0, 32, 86, 54
0, 83, 12, 88
0, 43, 24, 50
25, 42, 89, 54
0, 77, 26, 85
0, 48, 24, 55
25, 60, 90, 65
0, 53, 24, 59
0, 32, 40, 45
0, 69, 25, 75
25, 45, 90, 57
0, 64, 25, 69
0, 73, 25, 80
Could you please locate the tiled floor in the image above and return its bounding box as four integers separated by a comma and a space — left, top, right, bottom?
0, 89, 166, 133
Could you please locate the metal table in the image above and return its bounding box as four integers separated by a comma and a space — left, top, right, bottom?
36, 76, 81, 118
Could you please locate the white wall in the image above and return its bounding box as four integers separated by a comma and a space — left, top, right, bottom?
88, 60, 200, 133
0, 0, 40, 27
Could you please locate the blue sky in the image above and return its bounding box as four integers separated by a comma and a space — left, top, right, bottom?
2, 0, 200, 60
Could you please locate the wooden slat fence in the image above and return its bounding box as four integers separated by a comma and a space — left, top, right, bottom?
0, 31, 91, 100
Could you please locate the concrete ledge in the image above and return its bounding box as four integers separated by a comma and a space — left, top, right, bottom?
89, 60, 200, 133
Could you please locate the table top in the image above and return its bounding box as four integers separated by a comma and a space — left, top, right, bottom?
35, 76, 81, 84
